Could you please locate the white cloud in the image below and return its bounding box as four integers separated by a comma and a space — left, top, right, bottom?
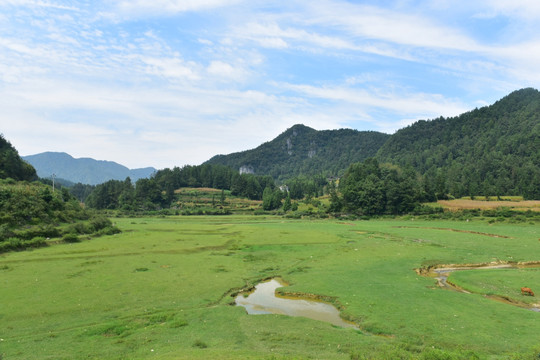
0, 0, 80, 11
207, 60, 245, 80
236, 21, 357, 51
141, 56, 200, 81
1, 0, 540, 170
113, 0, 245, 18
257, 37, 289, 49
474, 0, 540, 20
284, 83, 468, 132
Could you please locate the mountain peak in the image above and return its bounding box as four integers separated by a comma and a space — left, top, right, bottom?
205, 125, 389, 181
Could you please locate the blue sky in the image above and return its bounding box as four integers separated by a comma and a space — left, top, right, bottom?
2, 0, 540, 169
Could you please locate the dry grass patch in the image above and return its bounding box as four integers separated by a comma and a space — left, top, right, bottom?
438, 199, 540, 212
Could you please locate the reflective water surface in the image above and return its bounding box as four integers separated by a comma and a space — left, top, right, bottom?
235, 278, 357, 328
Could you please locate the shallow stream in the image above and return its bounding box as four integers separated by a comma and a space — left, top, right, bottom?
426, 263, 540, 312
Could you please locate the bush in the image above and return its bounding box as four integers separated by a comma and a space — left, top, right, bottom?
25, 237, 47, 249
90, 217, 112, 231
412, 205, 444, 215
193, 340, 208, 349
97, 226, 121, 236
63, 233, 80, 243
0, 237, 23, 252
66, 222, 91, 235
0, 224, 14, 241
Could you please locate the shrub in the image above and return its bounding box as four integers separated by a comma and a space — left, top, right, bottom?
0, 224, 14, 241
193, 340, 208, 349
25, 237, 47, 249
97, 226, 121, 236
90, 217, 112, 231
0, 237, 22, 252
63, 233, 80, 243
65, 222, 91, 235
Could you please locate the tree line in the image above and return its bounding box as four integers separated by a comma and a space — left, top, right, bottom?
81, 158, 442, 217
81, 163, 328, 211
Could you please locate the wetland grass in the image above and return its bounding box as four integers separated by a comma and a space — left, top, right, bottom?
1, 215, 538, 359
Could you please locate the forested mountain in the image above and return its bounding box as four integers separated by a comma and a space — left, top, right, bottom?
205, 124, 390, 181
23, 152, 156, 185
0, 134, 37, 181
376, 88, 540, 199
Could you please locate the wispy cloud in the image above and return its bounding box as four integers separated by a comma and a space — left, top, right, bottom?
302, 1, 481, 52
110, 0, 245, 19
1, 0, 539, 169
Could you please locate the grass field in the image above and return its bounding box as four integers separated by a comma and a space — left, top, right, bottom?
1, 215, 539, 359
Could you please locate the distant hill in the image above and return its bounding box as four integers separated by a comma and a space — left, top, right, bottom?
23, 152, 156, 185
376, 88, 540, 199
204, 88, 539, 199
205, 124, 390, 181
0, 134, 37, 181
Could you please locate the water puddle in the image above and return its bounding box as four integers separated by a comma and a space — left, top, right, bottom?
235, 278, 357, 329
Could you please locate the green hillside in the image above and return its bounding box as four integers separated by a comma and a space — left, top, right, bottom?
204, 89, 539, 201
205, 124, 390, 181
0, 136, 119, 253
376, 88, 540, 199
0, 134, 37, 181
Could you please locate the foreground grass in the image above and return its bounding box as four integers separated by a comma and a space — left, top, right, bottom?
1, 215, 539, 359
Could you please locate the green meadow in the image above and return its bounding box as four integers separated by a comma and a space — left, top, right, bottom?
1, 215, 539, 359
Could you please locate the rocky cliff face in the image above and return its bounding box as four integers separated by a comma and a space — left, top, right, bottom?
204, 124, 390, 181
239, 165, 255, 174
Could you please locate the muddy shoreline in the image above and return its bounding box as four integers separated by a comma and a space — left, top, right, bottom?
234, 278, 359, 329
416, 261, 540, 312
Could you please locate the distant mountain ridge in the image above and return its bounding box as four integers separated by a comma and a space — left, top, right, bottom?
23, 152, 156, 185
205, 124, 390, 181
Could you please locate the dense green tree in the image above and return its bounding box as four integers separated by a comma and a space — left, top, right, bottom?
135, 178, 164, 209
262, 186, 283, 210
0, 134, 37, 181
377, 88, 540, 199
282, 194, 292, 212
118, 177, 136, 210
339, 159, 426, 216
85, 179, 124, 209
70, 183, 95, 202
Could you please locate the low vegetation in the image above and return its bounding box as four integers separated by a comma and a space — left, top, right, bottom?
0, 179, 120, 252
1, 216, 539, 359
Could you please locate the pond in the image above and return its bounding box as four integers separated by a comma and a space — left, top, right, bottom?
235, 278, 357, 329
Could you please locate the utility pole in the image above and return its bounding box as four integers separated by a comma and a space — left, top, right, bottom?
52, 173, 56, 192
